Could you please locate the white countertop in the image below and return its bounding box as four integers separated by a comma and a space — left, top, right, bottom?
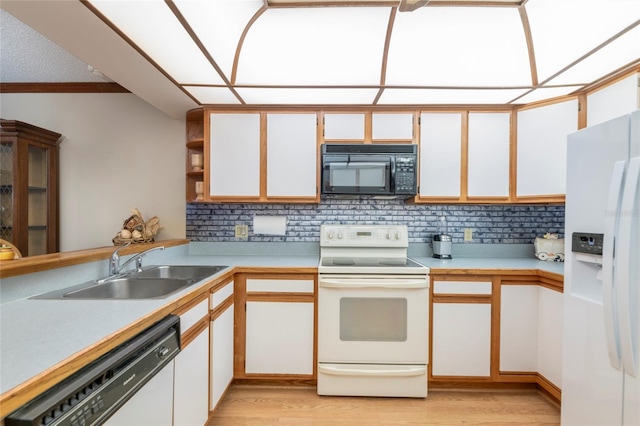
0, 251, 563, 398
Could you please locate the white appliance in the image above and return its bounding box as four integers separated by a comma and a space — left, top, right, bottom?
562, 111, 640, 426
317, 224, 430, 398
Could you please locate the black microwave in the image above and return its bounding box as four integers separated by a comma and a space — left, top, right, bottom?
321, 144, 418, 197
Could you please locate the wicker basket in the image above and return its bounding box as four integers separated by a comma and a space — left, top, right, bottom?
112, 236, 154, 246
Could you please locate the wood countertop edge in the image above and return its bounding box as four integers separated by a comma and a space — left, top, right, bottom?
0, 239, 190, 279
429, 267, 563, 282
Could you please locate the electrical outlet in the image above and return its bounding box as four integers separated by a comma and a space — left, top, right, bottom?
464, 228, 473, 242
235, 224, 248, 238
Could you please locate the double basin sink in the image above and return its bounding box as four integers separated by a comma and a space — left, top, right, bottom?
33, 265, 227, 300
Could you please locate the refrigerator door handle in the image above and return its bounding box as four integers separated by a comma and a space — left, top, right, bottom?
603, 160, 626, 370
616, 156, 640, 377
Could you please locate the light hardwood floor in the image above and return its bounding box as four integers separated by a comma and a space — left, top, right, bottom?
207, 385, 560, 425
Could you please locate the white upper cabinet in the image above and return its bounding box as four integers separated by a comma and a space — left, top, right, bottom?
209, 113, 261, 197
266, 113, 317, 198
516, 99, 578, 197
372, 113, 414, 140
587, 73, 639, 126
419, 113, 462, 198
467, 112, 511, 197
323, 113, 365, 140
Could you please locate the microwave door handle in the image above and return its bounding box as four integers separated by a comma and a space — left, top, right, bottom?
390, 156, 396, 193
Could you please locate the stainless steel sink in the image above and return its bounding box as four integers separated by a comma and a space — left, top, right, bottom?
32, 265, 228, 300
62, 277, 197, 299
134, 265, 227, 280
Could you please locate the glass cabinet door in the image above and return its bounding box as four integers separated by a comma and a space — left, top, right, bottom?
28, 145, 49, 256
0, 142, 13, 245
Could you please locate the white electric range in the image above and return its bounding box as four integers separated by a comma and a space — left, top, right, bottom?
317, 224, 430, 398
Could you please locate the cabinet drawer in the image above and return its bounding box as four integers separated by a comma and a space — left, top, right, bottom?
433, 281, 492, 295
210, 281, 233, 310
246, 279, 314, 293
180, 299, 208, 332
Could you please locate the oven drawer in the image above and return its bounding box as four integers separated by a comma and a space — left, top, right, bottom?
317, 363, 427, 397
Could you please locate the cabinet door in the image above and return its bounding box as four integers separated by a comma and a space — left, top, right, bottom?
103, 361, 174, 426
500, 285, 538, 372
211, 303, 234, 411
432, 303, 491, 377
467, 112, 510, 197
245, 301, 314, 375
419, 113, 462, 198
537, 287, 563, 388
266, 113, 317, 198
517, 99, 578, 197
209, 113, 260, 197
372, 113, 414, 140
174, 329, 209, 426
587, 72, 639, 126
324, 113, 365, 140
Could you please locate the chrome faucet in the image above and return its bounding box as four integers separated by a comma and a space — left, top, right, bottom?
108, 243, 165, 276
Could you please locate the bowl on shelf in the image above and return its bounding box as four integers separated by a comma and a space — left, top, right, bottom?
0, 248, 15, 261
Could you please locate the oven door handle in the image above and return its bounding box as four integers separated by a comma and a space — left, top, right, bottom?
319, 278, 428, 289
319, 365, 426, 377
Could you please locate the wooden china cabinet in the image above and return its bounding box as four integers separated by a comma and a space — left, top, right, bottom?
0, 119, 62, 256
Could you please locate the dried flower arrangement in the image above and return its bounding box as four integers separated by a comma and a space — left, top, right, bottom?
112, 208, 161, 245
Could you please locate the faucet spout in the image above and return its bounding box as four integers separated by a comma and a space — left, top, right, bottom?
130, 246, 165, 272
107, 243, 165, 277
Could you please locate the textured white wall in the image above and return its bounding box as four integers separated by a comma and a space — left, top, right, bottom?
0, 92, 186, 252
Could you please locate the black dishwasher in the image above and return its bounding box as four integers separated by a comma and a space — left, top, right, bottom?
6, 315, 180, 426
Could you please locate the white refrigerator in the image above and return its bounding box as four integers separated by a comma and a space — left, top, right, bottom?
562, 110, 640, 426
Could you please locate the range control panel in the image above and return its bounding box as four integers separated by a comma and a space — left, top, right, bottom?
320, 224, 408, 248
572, 232, 604, 255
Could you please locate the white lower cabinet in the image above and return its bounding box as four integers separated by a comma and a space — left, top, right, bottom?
210, 302, 234, 411
537, 286, 563, 387
245, 301, 314, 375
432, 303, 492, 377
500, 285, 539, 372
499, 284, 563, 388
103, 360, 175, 426
174, 325, 209, 426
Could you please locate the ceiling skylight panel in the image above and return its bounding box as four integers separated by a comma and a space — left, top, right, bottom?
526, 0, 640, 83
235, 8, 390, 85
235, 87, 380, 104
89, 0, 224, 85
378, 88, 528, 104
173, 0, 263, 80
184, 86, 241, 104
387, 7, 531, 87
545, 25, 640, 86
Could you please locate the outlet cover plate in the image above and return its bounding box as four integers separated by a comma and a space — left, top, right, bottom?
235, 224, 248, 238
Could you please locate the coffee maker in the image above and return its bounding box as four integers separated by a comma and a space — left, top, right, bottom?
432, 215, 452, 259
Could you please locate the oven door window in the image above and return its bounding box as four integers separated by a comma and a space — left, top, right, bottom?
340, 297, 407, 342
